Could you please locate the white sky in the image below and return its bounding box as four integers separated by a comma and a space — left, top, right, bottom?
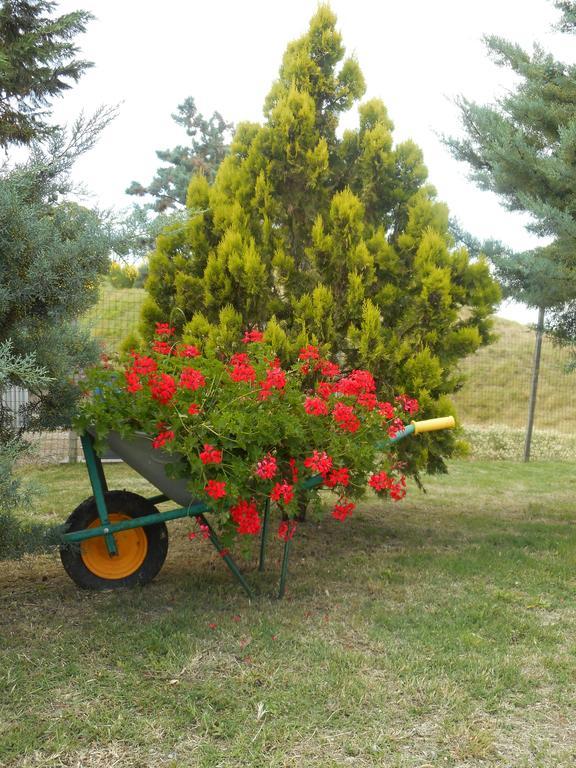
50, 0, 573, 325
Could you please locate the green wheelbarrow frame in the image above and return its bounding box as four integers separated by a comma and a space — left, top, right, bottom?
60, 417, 454, 599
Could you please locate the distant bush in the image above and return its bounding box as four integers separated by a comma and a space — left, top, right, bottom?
109, 261, 138, 289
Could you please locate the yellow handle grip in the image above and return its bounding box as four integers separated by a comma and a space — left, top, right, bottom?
412, 416, 456, 434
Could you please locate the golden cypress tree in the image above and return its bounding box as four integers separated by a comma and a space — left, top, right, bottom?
141, 6, 500, 473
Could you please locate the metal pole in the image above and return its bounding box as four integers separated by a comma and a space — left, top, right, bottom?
524, 306, 545, 462
258, 499, 270, 572
67, 430, 78, 464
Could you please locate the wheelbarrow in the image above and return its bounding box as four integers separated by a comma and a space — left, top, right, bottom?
59, 416, 455, 599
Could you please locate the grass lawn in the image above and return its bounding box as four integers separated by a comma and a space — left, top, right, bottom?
2, 460, 576, 767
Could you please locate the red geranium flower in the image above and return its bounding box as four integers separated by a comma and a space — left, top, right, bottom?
180, 367, 206, 391
255, 454, 277, 480
125, 371, 142, 393
187, 403, 200, 415
304, 396, 329, 416
258, 363, 286, 400
155, 322, 175, 336
152, 429, 175, 449
298, 345, 320, 360
319, 360, 340, 378
179, 345, 201, 358
270, 480, 294, 505
199, 444, 223, 464
387, 418, 405, 439
205, 480, 227, 500
303, 450, 333, 476
331, 499, 355, 521
395, 394, 419, 415
149, 373, 177, 404
332, 402, 360, 433
324, 467, 350, 488
278, 520, 297, 541
242, 329, 264, 344
230, 499, 261, 535
377, 401, 395, 420
357, 392, 378, 411
152, 340, 173, 355
130, 353, 157, 375
316, 381, 334, 400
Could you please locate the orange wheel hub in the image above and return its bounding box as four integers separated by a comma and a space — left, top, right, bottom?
81, 514, 148, 579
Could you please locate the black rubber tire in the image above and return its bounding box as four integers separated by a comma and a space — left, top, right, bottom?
60, 490, 169, 590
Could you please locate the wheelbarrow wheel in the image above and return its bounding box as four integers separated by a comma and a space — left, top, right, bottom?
60, 490, 169, 590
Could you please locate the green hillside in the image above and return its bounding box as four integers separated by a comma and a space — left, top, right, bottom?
452, 317, 576, 433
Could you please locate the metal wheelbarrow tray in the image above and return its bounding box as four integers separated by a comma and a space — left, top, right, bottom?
59, 417, 454, 600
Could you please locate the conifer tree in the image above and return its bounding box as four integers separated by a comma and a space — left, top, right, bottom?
126, 97, 233, 212
141, 6, 500, 473
0, 0, 93, 147
445, 1, 576, 339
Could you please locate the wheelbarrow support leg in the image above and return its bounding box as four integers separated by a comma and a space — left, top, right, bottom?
278, 538, 291, 600
80, 433, 117, 556
258, 499, 270, 572
196, 514, 254, 600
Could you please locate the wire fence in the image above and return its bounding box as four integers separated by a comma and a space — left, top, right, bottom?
12, 281, 576, 464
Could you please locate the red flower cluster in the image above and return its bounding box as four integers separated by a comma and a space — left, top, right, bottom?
336, 369, 376, 396
125, 371, 142, 393
149, 373, 177, 405
131, 353, 157, 375
258, 363, 286, 400
180, 367, 206, 391
304, 450, 333, 476
377, 401, 394, 420
230, 499, 261, 535
396, 394, 419, 415
205, 480, 227, 500
316, 381, 334, 400
319, 360, 340, 378
152, 429, 175, 449
387, 417, 405, 439
278, 520, 298, 541
199, 444, 223, 465
304, 396, 329, 416
324, 467, 350, 488
289, 458, 299, 483
187, 403, 200, 415
152, 340, 173, 355
332, 499, 355, 521
179, 344, 200, 358
242, 329, 264, 344
369, 471, 407, 500
332, 402, 360, 433
188, 521, 210, 540
228, 352, 256, 383
357, 392, 378, 411
155, 322, 175, 336
255, 454, 277, 480
270, 480, 294, 505
298, 345, 320, 360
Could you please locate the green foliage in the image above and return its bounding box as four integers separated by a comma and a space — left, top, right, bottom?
0, 341, 60, 559
141, 6, 499, 474
0, 0, 93, 147
0, 150, 114, 431
445, 2, 576, 337
108, 261, 138, 289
